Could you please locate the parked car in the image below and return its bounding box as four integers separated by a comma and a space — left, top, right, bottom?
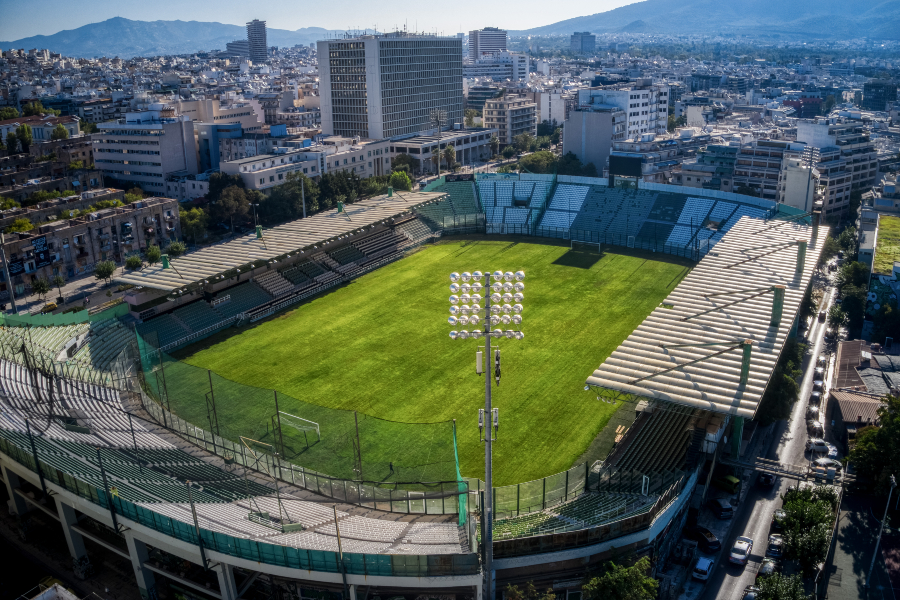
807, 405, 820, 419
817, 355, 828, 366
813, 379, 824, 390
730, 536, 754, 565
693, 557, 714, 581
709, 497, 734, 519
683, 525, 722, 552
814, 457, 843, 472
818, 310, 826, 322
809, 391, 822, 405
756, 557, 782, 581
815, 366, 825, 377
808, 420, 824, 436
713, 474, 741, 494
41, 302, 57, 314
772, 508, 786, 531
806, 438, 829, 453
758, 472, 777, 487
766, 534, 784, 558
742, 586, 761, 600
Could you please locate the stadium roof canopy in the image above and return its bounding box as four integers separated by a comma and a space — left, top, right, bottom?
114, 190, 447, 292
586, 216, 827, 418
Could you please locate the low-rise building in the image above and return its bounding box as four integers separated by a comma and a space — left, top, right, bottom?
563, 107, 627, 174
389, 127, 498, 174
483, 95, 537, 146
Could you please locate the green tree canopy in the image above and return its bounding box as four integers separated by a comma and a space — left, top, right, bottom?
442, 144, 456, 169
31, 277, 51, 301
80, 122, 98, 135
5, 131, 17, 154
93, 260, 116, 286
0, 197, 20, 211
389, 170, 412, 192
22, 101, 61, 117
263, 172, 319, 223
0, 107, 19, 120
207, 172, 245, 202
757, 337, 805, 423
519, 151, 557, 174
6, 218, 33, 233
145, 245, 161, 265
50, 123, 69, 140
849, 394, 900, 492
166, 240, 187, 257
51, 274, 65, 298
836, 260, 869, 289
757, 573, 807, 600
501, 145, 517, 159
582, 557, 659, 600
505, 582, 556, 600
16, 124, 32, 153
125, 255, 143, 271
391, 153, 417, 174
489, 136, 500, 156
179, 207, 209, 244
464, 109, 478, 127
210, 185, 250, 229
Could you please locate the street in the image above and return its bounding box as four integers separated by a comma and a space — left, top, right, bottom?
700, 266, 837, 600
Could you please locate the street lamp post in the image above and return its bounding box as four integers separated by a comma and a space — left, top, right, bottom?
447, 270, 525, 600
866, 474, 897, 588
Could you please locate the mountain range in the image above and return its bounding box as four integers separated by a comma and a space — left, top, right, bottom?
0, 18, 330, 59
512, 0, 900, 40
3, 0, 900, 60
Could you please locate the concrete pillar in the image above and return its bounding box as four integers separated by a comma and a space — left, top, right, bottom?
348, 584, 358, 600
216, 562, 239, 600
476, 582, 484, 600
2, 464, 29, 515
124, 531, 157, 600
731, 416, 744, 458
56, 500, 87, 560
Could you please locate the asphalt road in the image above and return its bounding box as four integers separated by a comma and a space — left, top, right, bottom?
701, 266, 838, 600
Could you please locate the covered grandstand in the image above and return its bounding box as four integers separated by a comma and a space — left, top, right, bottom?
0, 176, 826, 598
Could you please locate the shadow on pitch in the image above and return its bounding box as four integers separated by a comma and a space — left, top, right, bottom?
552, 249, 605, 269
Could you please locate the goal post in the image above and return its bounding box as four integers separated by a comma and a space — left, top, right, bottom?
279, 411, 320, 441
570, 240, 602, 253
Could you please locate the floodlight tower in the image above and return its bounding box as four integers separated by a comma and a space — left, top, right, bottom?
447, 269, 525, 600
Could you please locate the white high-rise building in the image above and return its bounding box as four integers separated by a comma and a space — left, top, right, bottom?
246, 19, 268, 63
318, 32, 463, 139
576, 81, 670, 138
468, 27, 507, 63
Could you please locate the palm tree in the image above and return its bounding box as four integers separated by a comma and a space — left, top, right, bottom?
430, 152, 440, 175
489, 136, 499, 158
442, 145, 456, 172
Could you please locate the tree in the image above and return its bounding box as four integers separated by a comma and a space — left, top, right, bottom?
22, 101, 61, 117
430, 152, 440, 173
6, 131, 18, 154
0, 107, 19, 120
31, 277, 51, 301
210, 185, 249, 232
757, 337, 805, 423
823, 94, 837, 114
502, 145, 517, 159
80, 122, 98, 134
263, 172, 319, 223
872, 303, 900, 346
536, 120, 556, 137
207, 172, 245, 202
392, 153, 417, 175
827, 304, 848, 330
489, 136, 500, 157
16, 124, 33, 153
756, 573, 807, 600
93, 260, 116, 286
505, 582, 556, 600
143, 246, 161, 267
836, 260, 868, 289
166, 241, 187, 257
839, 283, 867, 332
0, 197, 20, 211
849, 394, 900, 492
6, 218, 33, 233
464, 109, 478, 127
550, 127, 562, 146
519, 151, 557, 174
582, 557, 659, 600
442, 144, 456, 170
389, 170, 412, 192
51, 274, 66, 300
50, 124, 69, 140
515, 133, 535, 153
125, 255, 143, 271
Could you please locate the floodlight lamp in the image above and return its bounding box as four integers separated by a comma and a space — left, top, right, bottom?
504, 330, 515, 339
502, 303, 513, 314
473, 270, 484, 280
515, 331, 525, 341
491, 281, 503, 292
450, 283, 460, 293
460, 293, 471, 303
492, 270, 503, 281
449, 330, 458, 340
513, 292, 524, 302
460, 304, 471, 315
490, 305, 501, 315
471, 294, 482, 303
471, 329, 483, 339
450, 295, 460, 304
501, 314, 511, 325
514, 282, 524, 292
461, 271, 472, 282
502, 293, 513, 303
502, 282, 513, 293
450, 272, 460, 282
460, 283, 471, 293
471, 282, 483, 293
512, 314, 522, 325
450, 305, 460, 315
458, 330, 470, 340
515, 270, 525, 281
470, 314, 481, 325
490, 315, 501, 325
490, 293, 502, 303
471, 303, 482, 312
459, 315, 470, 325
513, 303, 523, 313
448, 316, 458, 326
492, 329, 503, 338
504, 271, 514, 281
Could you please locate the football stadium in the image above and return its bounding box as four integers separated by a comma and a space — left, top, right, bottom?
0, 171, 825, 600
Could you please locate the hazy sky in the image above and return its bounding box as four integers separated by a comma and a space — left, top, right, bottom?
0, 0, 638, 39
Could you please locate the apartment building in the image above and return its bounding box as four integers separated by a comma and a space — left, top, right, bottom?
318, 33, 464, 140
0, 114, 81, 141
247, 20, 268, 63
94, 105, 199, 193
609, 131, 713, 184
463, 52, 529, 81
796, 117, 878, 215
175, 98, 263, 132
731, 140, 807, 201
0, 197, 179, 293
390, 127, 498, 174
468, 28, 507, 62
576, 81, 669, 138
483, 95, 537, 146
0, 188, 124, 232
563, 107, 627, 174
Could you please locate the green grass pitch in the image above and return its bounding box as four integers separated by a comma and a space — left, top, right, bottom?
174, 239, 691, 486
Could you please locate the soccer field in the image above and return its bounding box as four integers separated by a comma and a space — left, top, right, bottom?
174, 239, 691, 486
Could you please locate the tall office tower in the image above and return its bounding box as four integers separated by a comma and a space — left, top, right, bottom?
318, 32, 464, 139
570, 32, 596, 54
246, 19, 268, 63
468, 27, 507, 63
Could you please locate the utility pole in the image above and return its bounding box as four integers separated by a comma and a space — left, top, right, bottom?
0, 232, 18, 314
867, 474, 897, 588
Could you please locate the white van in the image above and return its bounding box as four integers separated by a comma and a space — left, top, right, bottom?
693, 557, 714, 581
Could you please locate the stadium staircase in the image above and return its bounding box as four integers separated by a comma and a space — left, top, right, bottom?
254, 270, 294, 297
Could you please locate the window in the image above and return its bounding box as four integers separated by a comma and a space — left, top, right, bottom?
269, 176, 275, 182
259, 178, 264, 184
278, 174, 283, 180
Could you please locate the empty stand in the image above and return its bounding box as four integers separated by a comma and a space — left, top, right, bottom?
255, 271, 294, 297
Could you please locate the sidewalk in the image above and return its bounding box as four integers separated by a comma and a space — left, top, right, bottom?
5, 263, 137, 317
